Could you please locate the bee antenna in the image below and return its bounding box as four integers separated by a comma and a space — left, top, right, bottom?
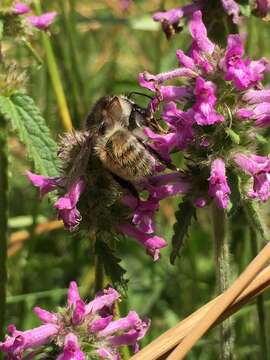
127, 91, 153, 100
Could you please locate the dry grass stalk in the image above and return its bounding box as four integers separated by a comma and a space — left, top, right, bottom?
167, 241, 270, 359
131, 263, 270, 360
8, 220, 63, 256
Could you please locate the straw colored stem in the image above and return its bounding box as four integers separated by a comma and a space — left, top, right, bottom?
130, 263, 270, 360
166, 241, 270, 360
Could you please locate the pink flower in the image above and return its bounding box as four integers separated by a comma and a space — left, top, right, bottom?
26, 171, 61, 197
54, 178, 86, 231
0, 324, 59, 356
27, 12, 57, 30
234, 153, 270, 202
13, 2, 31, 15
236, 102, 270, 127
118, 223, 167, 261
256, 0, 270, 17
208, 159, 231, 208
221, 0, 240, 23
221, 35, 267, 90
189, 11, 215, 55
153, 3, 200, 39
57, 333, 85, 360
193, 77, 224, 125
1, 282, 149, 359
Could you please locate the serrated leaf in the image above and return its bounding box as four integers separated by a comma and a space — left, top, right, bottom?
170, 200, 196, 264
95, 240, 128, 293
0, 92, 58, 176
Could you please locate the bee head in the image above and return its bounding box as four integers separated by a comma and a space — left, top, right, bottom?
86, 95, 149, 135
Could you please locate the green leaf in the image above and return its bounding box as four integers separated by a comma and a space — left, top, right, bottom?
170, 200, 196, 264
95, 240, 128, 293
0, 92, 59, 176
226, 128, 240, 144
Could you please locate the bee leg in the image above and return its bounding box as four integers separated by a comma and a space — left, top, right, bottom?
110, 172, 140, 200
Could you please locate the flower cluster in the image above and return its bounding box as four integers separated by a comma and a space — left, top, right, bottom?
153, 0, 270, 38
13, 1, 57, 30
139, 10, 270, 209
0, 282, 150, 359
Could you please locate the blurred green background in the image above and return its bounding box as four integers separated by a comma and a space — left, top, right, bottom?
5, 1, 270, 359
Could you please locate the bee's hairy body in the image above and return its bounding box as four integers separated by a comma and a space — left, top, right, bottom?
87, 95, 155, 182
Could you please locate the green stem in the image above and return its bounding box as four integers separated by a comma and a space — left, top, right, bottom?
0, 116, 8, 347
94, 255, 104, 293
33, 0, 73, 132
250, 227, 269, 360
243, 200, 269, 243
212, 204, 234, 360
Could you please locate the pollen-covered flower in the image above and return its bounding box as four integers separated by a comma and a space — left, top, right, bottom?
0, 282, 150, 360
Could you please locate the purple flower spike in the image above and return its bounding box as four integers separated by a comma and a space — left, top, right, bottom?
234, 153, 270, 202
57, 333, 85, 360
221, 0, 240, 24
54, 178, 86, 231
26, 171, 60, 197
118, 223, 167, 261
208, 159, 231, 208
189, 11, 215, 54
1, 282, 149, 359
193, 77, 224, 125
13, 2, 31, 15
27, 12, 57, 30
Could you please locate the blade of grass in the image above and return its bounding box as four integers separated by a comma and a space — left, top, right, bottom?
0, 116, 8, 351
33, 0, 73, 132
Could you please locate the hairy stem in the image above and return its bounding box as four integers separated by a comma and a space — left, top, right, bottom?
0, 116, 8, 347
212, 204, 234, 360
250, 227, 269, 360
243, 200, 269, 243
